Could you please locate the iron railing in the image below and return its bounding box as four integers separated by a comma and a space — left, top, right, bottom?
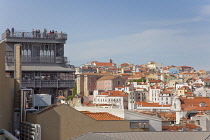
6, 56, 67, 64
2, 31, 67, 40
22, 80, 75, 88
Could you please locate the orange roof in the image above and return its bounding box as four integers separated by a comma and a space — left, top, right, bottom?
135, 101, 171, 107
57, 95, 65, 99
160, 91, 172, 94
119, 63, 129, 66
165, 113, 176, 118
183, 106, 198, 111
83, 102, 95, 107
100, 90, 128, 97
181, 73, 197, 75
150, 86, 161, 89
162, 123, 198, 131
92, 61, 114, 67
98, 75, 119, 80
193, 83, 203, 87
81, 111, 123, 120
181, 97, 210, 111
163, 67, 169, 70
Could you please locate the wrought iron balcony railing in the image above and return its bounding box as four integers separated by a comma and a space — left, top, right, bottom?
6, 56, 68, 64
2, 31, 67, 40
22, 80, 75, 88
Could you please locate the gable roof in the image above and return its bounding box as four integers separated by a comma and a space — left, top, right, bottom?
91, 61, 114, 67
100, 91, 128, 97
135, 101, 171, 107
97, 75, 119, 80
81, 111, 123, 120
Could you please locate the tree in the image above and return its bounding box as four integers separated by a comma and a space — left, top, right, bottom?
67, 86, 77, 100
129, 77, 146, 82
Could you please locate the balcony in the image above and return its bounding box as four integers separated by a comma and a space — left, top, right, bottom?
22, 80, 75, 88
2, 31, 67, 40
6, 56, 68, 64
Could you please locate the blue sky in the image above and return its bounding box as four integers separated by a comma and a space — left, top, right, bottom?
1, 0, 210, 70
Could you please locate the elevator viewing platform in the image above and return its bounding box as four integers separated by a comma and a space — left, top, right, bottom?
1, 28, 75, 92
1, 28, 67, 44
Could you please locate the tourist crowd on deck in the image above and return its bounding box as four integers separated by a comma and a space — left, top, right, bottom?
5, 28, 63, 39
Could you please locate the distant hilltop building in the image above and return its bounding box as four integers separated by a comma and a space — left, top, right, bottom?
0, 28, 75, 102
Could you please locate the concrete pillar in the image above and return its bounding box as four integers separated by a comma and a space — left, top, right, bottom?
14, 44, 22, 108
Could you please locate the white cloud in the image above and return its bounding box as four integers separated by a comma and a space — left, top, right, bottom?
201, 5, 210, 16
66, 28, 210, 69
65, 4, 210, 69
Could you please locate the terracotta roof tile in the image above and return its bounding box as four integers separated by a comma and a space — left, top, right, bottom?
92, 62, 114, 67
81, 111, 123, 120
135, 101, 171, 107
162, 123, 198, 131
100, 90, 128, 97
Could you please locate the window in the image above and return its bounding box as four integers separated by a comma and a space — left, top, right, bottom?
6, 51, 14, 56
196, 120, 200, 125
130, 121, 149, 128
118, 81, 120, 85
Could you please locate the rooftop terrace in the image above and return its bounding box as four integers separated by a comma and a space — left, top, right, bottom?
1, 29, 67, 41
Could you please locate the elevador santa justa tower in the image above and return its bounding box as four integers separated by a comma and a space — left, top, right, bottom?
1, 29, 75, 104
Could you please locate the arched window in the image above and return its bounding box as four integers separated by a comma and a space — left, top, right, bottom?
24, 49, 27, 56
28, 50, 31, 56
47, 50, 50, 56
44, 50, 47, 56
51, 50, 54, 57
40, 50, 43, 56
21, 50, 24, 56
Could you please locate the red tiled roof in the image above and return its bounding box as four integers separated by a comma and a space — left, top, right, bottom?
98, 75, 118, 80
83, 102, 95, 107
162, 123, 198, 131
135, 101, 171, 107
181, 97, 210, 111
57, 95, 65, 99
119, 63, 129, 66
150, 86, 161, 89
160, 91, 172, 94
92, 62, 114, 67
100, 90, 128, 97
81, 111, 123, 120
181, 73, 197, 75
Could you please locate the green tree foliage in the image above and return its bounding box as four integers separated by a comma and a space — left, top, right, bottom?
67, 86, 77, 100
129, 77, 146, 82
